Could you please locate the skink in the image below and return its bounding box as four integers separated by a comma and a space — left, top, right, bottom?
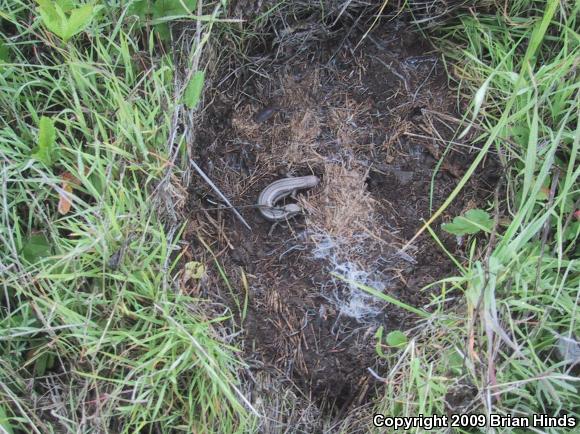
257, 175, 320, 222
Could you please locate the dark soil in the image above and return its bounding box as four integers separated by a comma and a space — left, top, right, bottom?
185, 16, 499, 419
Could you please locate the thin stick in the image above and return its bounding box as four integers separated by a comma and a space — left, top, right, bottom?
189, 159, 252, 231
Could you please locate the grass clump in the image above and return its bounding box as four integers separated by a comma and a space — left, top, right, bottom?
373, 0, 579, 429
0, 1, 251, 432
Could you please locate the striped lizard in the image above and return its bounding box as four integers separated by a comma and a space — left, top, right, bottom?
257, 175, 320, 222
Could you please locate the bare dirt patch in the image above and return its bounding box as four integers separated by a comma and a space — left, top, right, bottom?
185, 16, 498, 421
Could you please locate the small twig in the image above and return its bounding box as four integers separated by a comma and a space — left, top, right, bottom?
326, 12, 363, 66
412, 57, 438, 101
354, 0, 391, 51
367, 367, 387, 383
372, 55, 410, 93
189, 159, 252, 231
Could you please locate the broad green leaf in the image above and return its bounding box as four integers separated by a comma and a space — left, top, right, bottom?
34, 351, 56, 376
53, 2, 68, 23
153, 0, 196, 18
36, 0, 65, 38
56, 0, 75, 12
182, 70, 205, 109
128, 0, 149, 19
443, 349, 464, 374
21, 234, 51, 263
154, 22, 171, 40
386, 330, 407, 348
0, 404, 14, 434
131, 0, 197, 23
32, 116, 56, 167
35, 0, 95, 42
442, 209, 493, 236
134, 0, 198, 40
508, 125, 529, 147
0, 40, 10, 63
64, 4, 95, 41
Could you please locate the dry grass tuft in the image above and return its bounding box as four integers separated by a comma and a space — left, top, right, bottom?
382, 116, 410, 149
278, 109, 322, 166
327, 97, 372, 149
231, 104, 265, 140
304, 163, 375, 241
244, 370, 323, 433
282, 70, 320, 109
290, 109, 321, 144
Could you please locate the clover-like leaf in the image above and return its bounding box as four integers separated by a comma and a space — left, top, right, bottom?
386, 330, 407, 348
36, 0, 96, 42
183, 261, 205, 281
36, 0, 65, 37
64, 4, 95, 41
442, 209, 493, 236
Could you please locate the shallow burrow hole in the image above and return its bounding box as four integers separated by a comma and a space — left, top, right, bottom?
183, 3, 498, 425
